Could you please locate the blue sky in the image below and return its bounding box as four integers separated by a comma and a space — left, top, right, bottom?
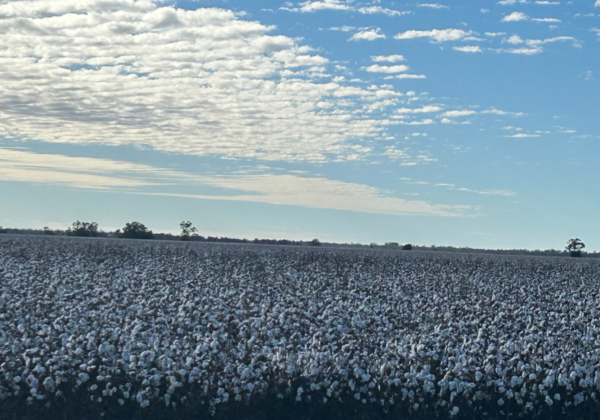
0, 0, 599, 249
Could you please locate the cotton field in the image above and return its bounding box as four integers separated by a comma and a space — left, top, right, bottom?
1, 236, 600, 420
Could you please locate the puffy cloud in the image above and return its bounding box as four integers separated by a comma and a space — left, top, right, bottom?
502, 11, 529, 21
0, 0, 403, 163
284, 0, 352, 12
371, 55, 406, 62
395, 29, 471, 42
505, 35, 525, 44
348, 29, 386, 41
535, 1, 560, 4
0, 148, 464, 216
596, 1, 600, 6
363, 64, 409, 73
505, 133, 541, 137
453, 46, 482, 52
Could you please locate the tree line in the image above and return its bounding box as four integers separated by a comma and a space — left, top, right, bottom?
0, 223, 594, 257
0, 221, 315, 246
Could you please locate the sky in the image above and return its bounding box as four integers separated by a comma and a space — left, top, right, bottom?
0, 0, 599, 250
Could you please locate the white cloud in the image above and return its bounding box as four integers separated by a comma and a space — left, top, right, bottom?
349, 29, 386, 41
285, 0, 352, 12
397, 119, 436, 125
498, 0, 528, 4
482, 109, 525, 116
457, 188, 516, 196
397, 105, 443, 114
441, 110, 477, 117
357, 6, 410, 16
453, 46, 483, 52
0, 1, 406, 163
502, 11, 529, 21
283, 1, 408, 15
505, 133, 541, 137
535, 1, 560, 4
0, 148, 466, 217
395, 29, 471, 42
531, 17, 561, 22
526, 36, 576, 45
596, 1, 600, 6
384, 74, 427, 79
371, 55, 406, 62
417, 3, 450, 9
486, 32, 507, 36
503, 46, 544, 54
505, 35, 525, 44
330, 26, 355, 31
363, 64, 409, 73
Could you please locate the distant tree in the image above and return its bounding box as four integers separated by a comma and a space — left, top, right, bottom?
0, 226, 7, 234
179, 221, 198, 242
66, 221, 98, 237
118, 222, 154, 240
566, 238, 585, 257
385, 242, 399, 248
43, 226, 54, 236
310, 238, 321, 247
369, 243, 378, 248
402, 244, 413, 251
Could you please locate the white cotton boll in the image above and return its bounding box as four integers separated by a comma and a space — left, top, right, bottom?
413, 403, 419, 410
450, 406, 459, 417
354, 393, 360, 401
554, 393, 561, 401
529, 373, 537, 381
497, 398, 504, 406
545, 396, 553, 406
118, 399, 125, 406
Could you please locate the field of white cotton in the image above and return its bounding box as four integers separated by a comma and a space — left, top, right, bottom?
1, 236, 600, 420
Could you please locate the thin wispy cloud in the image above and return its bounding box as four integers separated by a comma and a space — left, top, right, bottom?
0, 148, 467, 217
417, 4, 450, 9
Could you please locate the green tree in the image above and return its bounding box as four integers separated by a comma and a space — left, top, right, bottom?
566, 238, 585, 257
0, 226, 7, 234
310, 238, 321, 247
402, 244, 413, 250
66, 221, 98, 237
180, 221, 198, 241
118, 222, 154, 240
43, 226, 54, 236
